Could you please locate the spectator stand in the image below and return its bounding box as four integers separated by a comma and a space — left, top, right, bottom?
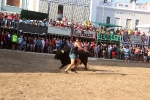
18, 9, 48, 38
93, 22, 122, 45
0, 11, 19, 36
47, 26, 71, 40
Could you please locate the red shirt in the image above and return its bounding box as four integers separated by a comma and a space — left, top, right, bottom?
52, 39, 56, 46
1, 34, 4, 42
90, 44, 94, 50
30, 38, 34, 44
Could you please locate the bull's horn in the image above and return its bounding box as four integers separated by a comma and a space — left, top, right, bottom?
53, 49, 57, 52
61, 50, 64, 53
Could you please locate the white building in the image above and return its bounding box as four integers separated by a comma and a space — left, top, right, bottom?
39, 0, 90, 23
0, 0, 40, 13
90, 0, 150, 33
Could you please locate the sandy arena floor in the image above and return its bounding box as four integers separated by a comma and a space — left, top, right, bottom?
0, 50, 150, 100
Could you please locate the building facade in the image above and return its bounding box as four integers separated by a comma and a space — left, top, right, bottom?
39, 0, 91, 23
90, 0, 150, 33
0, 0, 39, 13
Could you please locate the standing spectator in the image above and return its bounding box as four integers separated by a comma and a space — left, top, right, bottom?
7, 32, 11, 49
147, 47, 150, 62
17, 35, 23, 51
33, 37, 37, 52
52, 38, 56, 50
62, 16, 68, 27
41, 38, 45, 53
4, 31, 9, 49
84, 42, 88, 51
56, 38, 60, 49
130, 47, 135, 61
94, 44, 99, 58
87, 42, 91, 52
26, 37, 30, 51
111, 45, 116, 59
123, 46, 130, 62
134, 47, 140, 62
0, 13, 4, 27
143, 47, 148, 62
7, 13, 13, 28
90, 42, 94, 57
48, 39, 53, 53
67, 40, 73, 48
1, 32, 4, 49
30, 37, 34, 52
45, 39, 49, 53
36, 37, 42, 53
4, 12, 8, 27
102, 44, 107, 58
11, 33, 18, 50
108, 45, 112, 59
61, 39, 67, 49
21, 38, 27, 51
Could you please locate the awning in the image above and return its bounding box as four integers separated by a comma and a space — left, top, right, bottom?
136, 24, 150, 28
92, 22, 122, 27
20, 9, 48, 20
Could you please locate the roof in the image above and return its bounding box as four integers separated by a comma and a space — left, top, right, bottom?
92, 22, 122, 27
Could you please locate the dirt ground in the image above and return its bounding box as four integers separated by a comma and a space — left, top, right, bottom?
0, 50, 150, 100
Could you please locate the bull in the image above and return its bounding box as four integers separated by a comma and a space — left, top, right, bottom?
54, 46, 89, 70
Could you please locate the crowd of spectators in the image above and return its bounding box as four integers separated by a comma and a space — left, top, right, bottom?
0, 11, 19, 29
0, 30, 150, 62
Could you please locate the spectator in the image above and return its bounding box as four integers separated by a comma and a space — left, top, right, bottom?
17, 35, 23, 51
134, 47, 140, 62
94, 44, 99, 58
1, 32, 4, 49
26, 37, 30, 51
41, 38, 45, 53
108, 45, 112, 59
33, 37, 37, 52
56, 38, 60, 49
52, 38, 56, 50
143, 47, 148, 62
11, 33, 18, 51
62, 16, 68, 26
4, 31, 9, 49
123, 46, 130, 62
30, 36, 34, 52
21, 38, 27, 51
36, 37, 42, 53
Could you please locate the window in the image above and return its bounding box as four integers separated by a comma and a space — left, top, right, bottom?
106, 17, 110, 24
135, 20, 139, 31
125, 5, 128, 7
115, 18, 120, 25
126, 19, 132, 29
119, 4, 123, 7
6, 0, 20, 7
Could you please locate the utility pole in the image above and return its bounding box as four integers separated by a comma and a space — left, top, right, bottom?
102, 0, 107, 23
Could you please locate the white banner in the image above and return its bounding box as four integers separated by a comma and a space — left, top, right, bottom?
74, 30, 95, 39
130, 36, 141, 43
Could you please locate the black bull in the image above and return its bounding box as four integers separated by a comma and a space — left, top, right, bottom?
54, 47, 89, 69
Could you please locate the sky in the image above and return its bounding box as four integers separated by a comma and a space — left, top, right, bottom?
115, 0, 150, 3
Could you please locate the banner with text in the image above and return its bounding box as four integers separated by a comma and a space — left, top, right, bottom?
122, 33, 149, 45
74, 30, 95, 39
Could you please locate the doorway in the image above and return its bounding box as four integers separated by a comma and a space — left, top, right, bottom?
58, 5, 63, 21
